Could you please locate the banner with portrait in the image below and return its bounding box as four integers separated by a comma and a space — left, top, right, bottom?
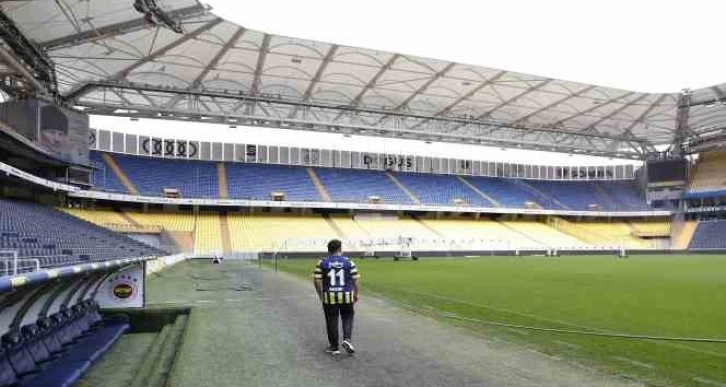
0, 99, 89, 164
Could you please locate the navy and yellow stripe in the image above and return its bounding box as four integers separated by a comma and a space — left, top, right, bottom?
350, 261, 361, 279
322, 291, 355, 305
313, 260, 323, 279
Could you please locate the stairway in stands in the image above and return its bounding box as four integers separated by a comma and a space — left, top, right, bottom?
456, 176, 500, 207
102, 153, 138, 195
217, 163, 229, 199
673, 220, 698, 249
306, 168, 332, 201
219, 213, 232, 255
385, 172, 421, 204
322, 214, 347, 239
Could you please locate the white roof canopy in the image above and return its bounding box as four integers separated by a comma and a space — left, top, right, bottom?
3, 0, 725, 158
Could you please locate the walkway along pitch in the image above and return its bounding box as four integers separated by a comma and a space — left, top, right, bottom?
156, 261, 640, 387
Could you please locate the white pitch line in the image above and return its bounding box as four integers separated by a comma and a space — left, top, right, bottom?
611, 356, 655, 369
506, 328, 530, 336
694, 377, 726, 387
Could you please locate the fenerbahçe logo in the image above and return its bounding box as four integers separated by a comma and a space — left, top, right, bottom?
113, 283, 133, 299
108, 274, 138, 302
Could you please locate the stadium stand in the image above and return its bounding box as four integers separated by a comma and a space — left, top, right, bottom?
0, 199, 159, 273
690, 151, 726, 190
227, 213, 338, 251
393, 173, 487, 206
58, 208, 130, 228
193, 213, 223, 255
462, 177, 548, 208
499, 221, 589, 248
96, 152, 219, 198
689, 219, 726, 249
90, 151, 127, 194
88, 151, 656, 212
0, 300, 129, 387
563, 221, 655, 248
673, 220, 698, 249
225, 163, 320, 201
421, 218, 544, 250
315, 168, 412, 204
596, 181, 651, 211
525, 180, 613, 211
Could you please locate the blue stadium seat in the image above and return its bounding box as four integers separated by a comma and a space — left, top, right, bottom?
88, 151, 653, 210
0, 301, 129, 387
0, 198, 161, 274
315, 168, 412, 204
689, 220, 726, 249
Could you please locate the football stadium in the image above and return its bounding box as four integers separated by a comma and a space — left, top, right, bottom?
0, 0, 724, 386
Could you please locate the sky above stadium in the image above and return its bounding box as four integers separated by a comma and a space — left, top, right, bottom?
206, 0, 726, 93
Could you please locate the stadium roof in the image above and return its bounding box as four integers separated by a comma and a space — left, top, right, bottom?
2, 0, 726, 158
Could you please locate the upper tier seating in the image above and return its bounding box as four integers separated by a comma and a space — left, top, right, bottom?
525, 180, 615, 211
596, 181, 651, 211
90, 151, 126, 194
689, 220, 726, 249
226, 163, 320, 201
315, 168, 412, 204
0, 199, 159, 274
393, 173, 486, 206
463, 177, 552, 208
111, 153, 218, 198
89, 151, 654, 211
690, 151, 726, 190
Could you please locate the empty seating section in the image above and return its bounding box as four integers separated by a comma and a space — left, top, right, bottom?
0, 199, 159, 272
194, 213, 223, 255
463, 177, 547, 208
315, 168, 412, 204
393, 173, 483, 206
329, 216, 371, 241
111, 153, 219, 198
422, 219, 543, 249
689, 220, 726, 249
226, 163, 320, 201
500, 221, 589, 247
59, 209, 129, 227
89, 151, 655, 211
629, 221, 670, 235
525, 180, 610, 210
691, 151, 726, 189
89, 151, 126, 194
126, 212, 195, 232
0, 300, 129, 387
596, 181, 650, 211
568, 221, 653, 248
227, 214, 337, 251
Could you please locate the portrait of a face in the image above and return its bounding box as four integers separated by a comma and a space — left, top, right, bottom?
39, 105, 70, 153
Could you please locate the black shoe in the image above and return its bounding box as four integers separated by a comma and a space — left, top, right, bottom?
341, 339, 355, 354
325, 346, 341, 355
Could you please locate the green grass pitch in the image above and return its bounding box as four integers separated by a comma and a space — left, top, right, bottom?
273, 255, 726, 386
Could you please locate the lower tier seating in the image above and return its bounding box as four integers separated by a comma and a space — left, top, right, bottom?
0, 300, 128, 387
689, 220, 726, 249
0, 199, 161, 275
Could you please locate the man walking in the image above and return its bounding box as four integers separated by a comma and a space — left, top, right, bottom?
313, 239, 360, 355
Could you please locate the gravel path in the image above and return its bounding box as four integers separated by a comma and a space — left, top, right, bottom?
164, 262, 641, 387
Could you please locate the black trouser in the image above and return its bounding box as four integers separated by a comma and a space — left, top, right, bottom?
322, 303, 355, 348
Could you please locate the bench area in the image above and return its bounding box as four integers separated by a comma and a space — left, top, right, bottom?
0, 300, 129, 387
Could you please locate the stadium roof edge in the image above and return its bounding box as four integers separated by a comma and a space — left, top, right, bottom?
2, 0, 725, 157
